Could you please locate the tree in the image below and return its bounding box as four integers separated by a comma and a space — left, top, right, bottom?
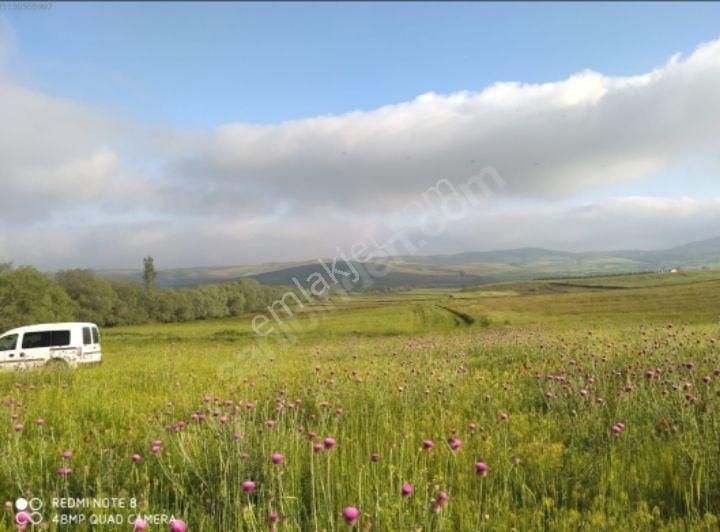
224, 283, 247, 316
173, 290, 196, 322
236, 279, 263, 311
108, 280, 148, 325
143, 256, 157, 292
0, 267, 77, 331
152, 290, 180, 323
56, 269, 118, 326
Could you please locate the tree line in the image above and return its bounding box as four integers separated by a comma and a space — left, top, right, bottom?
0, 258, 284, 332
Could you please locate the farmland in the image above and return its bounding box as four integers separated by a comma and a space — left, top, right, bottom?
2, 271, 720, 530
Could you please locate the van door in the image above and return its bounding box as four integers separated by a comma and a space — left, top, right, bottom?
0, 334, 19, 368
20, 329, 72, 364
82, 326, 92, 360
83, 326, 102, 362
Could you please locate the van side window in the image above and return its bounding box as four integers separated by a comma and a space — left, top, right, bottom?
22, 330, 71, 349
83, 327, 92, 345
22, 331, 52, 348
0, 334, 18, 351
91, 327, 100, 344
52, 330, 71, 346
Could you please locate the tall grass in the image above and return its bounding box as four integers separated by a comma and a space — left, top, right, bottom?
1, 285, 720, 530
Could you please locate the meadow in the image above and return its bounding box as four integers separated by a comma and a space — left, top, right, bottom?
2, 271, 720, 531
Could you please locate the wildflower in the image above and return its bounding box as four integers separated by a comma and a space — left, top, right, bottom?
422, 440, 435, 450
133, 518, 148, 531
266, 420, 275, 428
13, 423, 23, 432
500, 412, 508, 421
132, 454, 142, 462
35, 419, 44, 426
62, 451, 73, 460
169, 519, 187, 532
15, 510, 32, 526
475, 462, 489, 477
313, 444, 324, 453
242, 480, 256, 493
269, 511, 279, 523
371, 453, 380, 462
401, 483, 414, 497
342, 506, 360, 525
448, 437, 462, 451
324, 437, 336, 449
57, 467, 72, 476
271, 453, 283, 464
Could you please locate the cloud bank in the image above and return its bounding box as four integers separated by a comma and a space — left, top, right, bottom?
1, 32, 720, 268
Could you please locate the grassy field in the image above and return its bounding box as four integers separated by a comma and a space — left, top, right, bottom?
2, 271, 720, 530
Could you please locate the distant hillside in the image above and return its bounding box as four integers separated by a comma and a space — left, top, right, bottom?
96, 261, 305, 288
611, 237, 720, 267
95, 236, 720, 289
251, 260, 496, 290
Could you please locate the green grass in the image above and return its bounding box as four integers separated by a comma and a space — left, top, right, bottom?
2, 273, 720, 530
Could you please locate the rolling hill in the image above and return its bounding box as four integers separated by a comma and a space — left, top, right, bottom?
95, 236, 720, 289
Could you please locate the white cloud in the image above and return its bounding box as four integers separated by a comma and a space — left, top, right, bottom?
447, 196, 720, 253
175, 38, 720, 212
2, 195, 720, 270
2, 31, 720, 268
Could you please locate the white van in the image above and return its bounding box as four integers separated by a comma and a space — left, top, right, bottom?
0, 322, 102, 370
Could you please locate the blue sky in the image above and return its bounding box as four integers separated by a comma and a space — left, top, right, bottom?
1, 3, 720, 268
7, 2, 720, 127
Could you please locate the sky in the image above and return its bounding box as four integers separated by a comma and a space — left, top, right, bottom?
1, 2, 720, 270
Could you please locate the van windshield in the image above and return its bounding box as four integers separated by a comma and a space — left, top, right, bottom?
22, 330, 71, 349
0, 334, 18, 351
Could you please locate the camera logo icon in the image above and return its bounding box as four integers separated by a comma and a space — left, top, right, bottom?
15, 498, 43, 526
